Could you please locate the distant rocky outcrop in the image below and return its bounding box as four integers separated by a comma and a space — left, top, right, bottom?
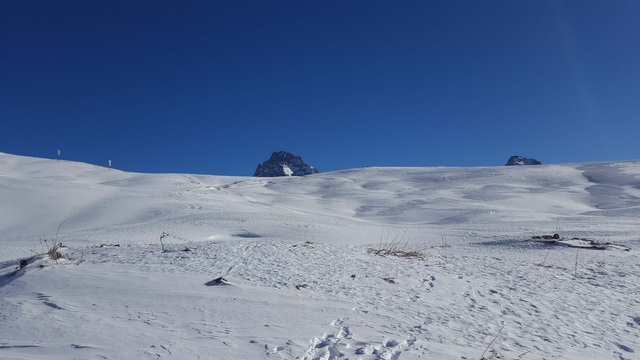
505, 155, 541, 166
254, 151, 319, 177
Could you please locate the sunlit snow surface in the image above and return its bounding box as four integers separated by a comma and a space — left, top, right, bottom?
1, 152, 639, 359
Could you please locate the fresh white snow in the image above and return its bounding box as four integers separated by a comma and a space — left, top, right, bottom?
1, 152, 639, 360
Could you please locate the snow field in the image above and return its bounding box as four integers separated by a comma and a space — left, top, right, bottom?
1, 152, 640, 359
3, 237, 639, 359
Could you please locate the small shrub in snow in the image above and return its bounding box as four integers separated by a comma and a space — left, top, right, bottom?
437, 235, 451, 248
28, 219, 70, 265
480, 323, 505, 360
159, 231, 193, 252
32, 239, 67, 263
369, 230, 427, 259
47, 241, 65, 261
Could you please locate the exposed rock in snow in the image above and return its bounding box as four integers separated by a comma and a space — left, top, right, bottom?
505, 155, 542, 166
254, 151, 318, 177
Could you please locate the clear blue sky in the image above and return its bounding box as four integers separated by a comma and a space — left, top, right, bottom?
1, 1, 639, 175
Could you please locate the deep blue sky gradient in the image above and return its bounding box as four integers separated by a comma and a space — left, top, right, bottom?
2, 1, 639, 175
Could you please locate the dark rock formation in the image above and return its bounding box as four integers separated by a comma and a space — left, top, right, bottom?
254, 151, 319, 177
505, 155, 541, 166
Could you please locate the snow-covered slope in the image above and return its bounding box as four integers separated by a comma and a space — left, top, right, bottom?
1, 152, 639, 360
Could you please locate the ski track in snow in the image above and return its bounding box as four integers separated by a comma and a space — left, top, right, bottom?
1, 152, 640, 359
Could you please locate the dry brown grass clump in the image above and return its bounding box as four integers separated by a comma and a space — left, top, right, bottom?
368, 231, 427, 259
47, 242, 65, 260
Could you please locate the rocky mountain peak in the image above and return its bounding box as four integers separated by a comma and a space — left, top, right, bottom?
505, 155, 542, 166
253, 151, 319, 177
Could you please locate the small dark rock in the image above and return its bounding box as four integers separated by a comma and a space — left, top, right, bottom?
17, 259, 28, 270
205, 277, 230, 286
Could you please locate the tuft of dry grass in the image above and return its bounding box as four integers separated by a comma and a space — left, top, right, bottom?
368, 230, 427, 259
45, 219, 68, 261
47, 242, 65, 261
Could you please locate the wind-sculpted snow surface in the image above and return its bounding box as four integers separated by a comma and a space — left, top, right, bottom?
1, 152, 639, 359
